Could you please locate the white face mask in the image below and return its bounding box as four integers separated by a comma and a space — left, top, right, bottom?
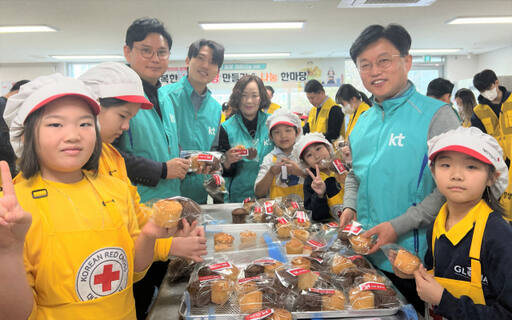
341, 103, 355, 115
481, 86, 498, 101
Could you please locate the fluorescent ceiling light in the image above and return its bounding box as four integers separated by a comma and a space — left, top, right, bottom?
51, 55, 124, 60
225, 53, 291, 58
0, 25, 57, 33
447, 16, 512, 24
199, 22, 304, 30
409, 49, 461, 54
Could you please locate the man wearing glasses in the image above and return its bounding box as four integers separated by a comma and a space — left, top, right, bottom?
160, 39, 225, 204
339, 24, 459, 314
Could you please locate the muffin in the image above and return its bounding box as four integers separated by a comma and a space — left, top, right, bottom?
152, 199, 183, 228
331, 255, 356, 274
214, 232, 234, 252
245, 264, 265, 278
298, 269, 319, 290
239, 289, 263, 313
393, 249, 421, 274
291, 229, 310, 242
232, 208, 249, 224
322, 289, 346, 311
264, 261, 284, 278
349, 287, 375, 310
285, 238, 304, 254
211, 279, 232, 305
291, 256, 311, 270
187, 279, 212, 307
349, 235, 373, 254
240, 230, 257, 249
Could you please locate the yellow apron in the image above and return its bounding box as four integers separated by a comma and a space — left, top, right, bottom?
425, 203, 489, 319
319, 170, 344, 217
266, 102, 281, 114
28, 173, 136, 319
268, 155, 304, 199
307, 97, 345, 138
345, 102, 370, 137
473, 96, 512, 220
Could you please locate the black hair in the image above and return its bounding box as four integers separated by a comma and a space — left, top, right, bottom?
431, 156, 504, 215
9, 80, 29, 92
350, 24, 411, 63
187, 39, 225, 69
18, 100, 102, 179
473, 69, 498, 92
304, 79, 324, 94
455, 88, 476, 124
98, 97, 126, 108
228, 75, 270, 114
265, 86, 275, 95
222, 102, 229, 112
426, 78, 454, 99
335, 84, 372, 106
125, 17, 173, 50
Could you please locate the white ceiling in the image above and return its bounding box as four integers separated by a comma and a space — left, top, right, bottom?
0, 0, 511, 64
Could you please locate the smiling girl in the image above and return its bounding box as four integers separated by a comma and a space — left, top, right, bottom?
0, 74, 173, 319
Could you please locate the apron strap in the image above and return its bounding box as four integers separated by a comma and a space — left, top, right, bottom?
468, 206, 491, 288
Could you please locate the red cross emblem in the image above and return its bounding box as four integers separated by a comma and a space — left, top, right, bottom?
94, 264, 120, 292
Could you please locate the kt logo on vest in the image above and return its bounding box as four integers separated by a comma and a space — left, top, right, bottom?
76, 247, 129, 301
388, 133, 406, 147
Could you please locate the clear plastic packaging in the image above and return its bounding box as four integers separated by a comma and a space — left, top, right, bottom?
381, 244, 421, 276
204, 174, 228, 203
180, 150, 223, 173
339, 221, 374, 255
149, 196, 201, 230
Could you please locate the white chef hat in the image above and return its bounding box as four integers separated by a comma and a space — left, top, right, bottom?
292, 132, 334, 162
3, 73, 100, 157
266, 108, 302, 135
428, 126, 508, 198
78, 62, 152, 109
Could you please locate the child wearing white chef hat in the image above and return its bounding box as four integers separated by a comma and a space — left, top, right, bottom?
254, 108, 305, 199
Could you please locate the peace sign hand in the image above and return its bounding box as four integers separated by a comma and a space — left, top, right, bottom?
0, 161, 32, 252
306, 165, 326, 198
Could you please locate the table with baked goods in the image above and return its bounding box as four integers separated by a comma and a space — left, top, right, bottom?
147, 202, 419, 320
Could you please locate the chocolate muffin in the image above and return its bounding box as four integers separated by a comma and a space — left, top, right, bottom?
198, 266, 218, 277
232, 208, 249, 224
187, 279, 211, 307
349, 255, 372, 269
332, 268, 364, 289
296, 290, 322, 311
245, 264, 265, 278
374, 288, 400, 308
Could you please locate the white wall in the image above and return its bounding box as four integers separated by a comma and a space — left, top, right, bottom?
477, 46, 512, 76
445, 55, 479, 83
0, 62, 66, 94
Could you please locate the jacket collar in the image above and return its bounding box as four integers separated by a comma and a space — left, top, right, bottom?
477, 86, 510, 106
180, 76, 211, 99
433, 199, 489, 246
372, 80, 415, 114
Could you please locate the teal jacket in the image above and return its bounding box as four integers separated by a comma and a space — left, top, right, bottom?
116, 89, 180, 202
349, 84, 445, 272
160, 76, 221, 204
222, 111, 274, 202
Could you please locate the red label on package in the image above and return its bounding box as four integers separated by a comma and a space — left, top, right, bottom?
309, 288, 335, 295
287, 268, 310, 277
253, 258, 276, 265
347, 255, 363, 261
245, 309, 274, 320
199, 275, 222, 282
264, 201, 274, 215
213, 174, 222, 185
277, 217, 289, 225
295, 211, 306, 223
197, 154, 214, 162
238, 276, 262, 284
359, 281, 387, 291
291, 201, 299, 209
310, 257, 324, 264
307, 239, 326, 248
343, 223, 362, 235
327, 222, 339, 228
208, 262, 232, 271
254, 206, 262, 213
234, 148, 249, 156
333, 159, 347, 174
243, 197, 252, 203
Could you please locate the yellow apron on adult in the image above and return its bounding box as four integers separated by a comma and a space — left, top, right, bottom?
425, 201, 489, 320
266, 102, 281, 114
473, 95, 512, 220
20, 172, 137, 319
307, 97, 345, 138
99, 143, 172, 261
268, 155, 304, 199
345, 102, 371, 137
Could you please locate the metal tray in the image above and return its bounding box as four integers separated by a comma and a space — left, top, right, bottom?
204, 223, 280, 257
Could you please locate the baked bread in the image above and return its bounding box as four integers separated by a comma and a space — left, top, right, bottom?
331, 255, 356, 274
349, 287, 375, 310
291, 257, 311, 270
214, 233, 234, 252
239, 289, 263, 313
393, 249, 420, 274
152, 199, 183, 228
211, 279, 232, 305
285, 238, 304, 254
298, 270, 319, 290
349, 235, 372, 254
322, 289, 346, 311
240, 230, 257, 249
291, 229, 310, 242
